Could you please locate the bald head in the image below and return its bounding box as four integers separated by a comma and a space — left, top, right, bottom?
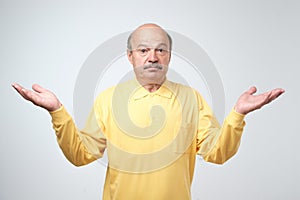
127, 23, 172, 51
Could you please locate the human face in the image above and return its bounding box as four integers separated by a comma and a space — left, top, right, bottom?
127, 26, 171, 86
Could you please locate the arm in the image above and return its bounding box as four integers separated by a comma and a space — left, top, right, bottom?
196, 86, 285, 164
198, 108, 245, 164
195, 94, 245, 164
50, 105, 106, 166
12, 83, 106, 166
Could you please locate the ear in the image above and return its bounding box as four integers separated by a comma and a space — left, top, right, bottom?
127, 49, 133, 65
168, 52, 171, 63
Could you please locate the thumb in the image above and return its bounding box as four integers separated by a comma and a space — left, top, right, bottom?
246, 86, 257, 95
32, 84, 47, 93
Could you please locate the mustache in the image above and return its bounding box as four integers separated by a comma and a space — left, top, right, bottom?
142, 63, 164, 70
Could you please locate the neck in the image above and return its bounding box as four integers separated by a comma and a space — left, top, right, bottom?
143, 84, 162, 92
136, 77, 166, 92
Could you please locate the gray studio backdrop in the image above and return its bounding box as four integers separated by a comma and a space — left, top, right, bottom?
1, 0, 299, 200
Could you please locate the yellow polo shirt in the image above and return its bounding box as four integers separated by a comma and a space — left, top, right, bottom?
50, 79, 245, 200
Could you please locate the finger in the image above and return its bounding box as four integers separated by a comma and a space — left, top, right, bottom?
259, 88, 285, 106
32, 84, 47, 93
22, 88, 42, 104
12, 83, 24, 92
268, 88, 285, 101
12, 83, 28, 98
263, 91, 273, 104
19, 88, 36, 101
12, 83, 40, 102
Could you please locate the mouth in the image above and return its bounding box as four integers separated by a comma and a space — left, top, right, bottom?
145, 68, 160, 73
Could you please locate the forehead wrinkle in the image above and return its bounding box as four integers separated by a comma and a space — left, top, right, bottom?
132, 34, 169, 49
136, 42, 168, 49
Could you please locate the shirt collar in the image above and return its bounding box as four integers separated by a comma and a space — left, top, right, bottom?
132, 79, 173, 100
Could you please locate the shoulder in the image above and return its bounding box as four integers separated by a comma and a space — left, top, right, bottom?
166, 80, 208, 109
95, 79, 137, 102
165, 80, 200, 96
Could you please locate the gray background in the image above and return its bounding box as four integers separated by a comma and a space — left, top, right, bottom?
1, 0, 299, 199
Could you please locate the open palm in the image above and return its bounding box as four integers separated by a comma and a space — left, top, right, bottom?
12, 83, 61, 112
234, 86, 285, 115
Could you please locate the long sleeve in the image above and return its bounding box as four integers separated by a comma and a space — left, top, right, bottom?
50, 105, 107, 166
196, 92, 246, 164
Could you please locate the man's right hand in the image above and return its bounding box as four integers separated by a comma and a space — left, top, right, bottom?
12, 83, 62, 112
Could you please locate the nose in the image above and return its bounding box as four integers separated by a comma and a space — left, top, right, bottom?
147, 49, 158, 63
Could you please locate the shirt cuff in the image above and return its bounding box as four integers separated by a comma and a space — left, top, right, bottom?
226, 108, 245, 125
49, 105, 71, 124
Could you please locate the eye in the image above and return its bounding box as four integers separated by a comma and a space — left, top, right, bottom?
139, 48, 148, 54
156, 48, 168, 55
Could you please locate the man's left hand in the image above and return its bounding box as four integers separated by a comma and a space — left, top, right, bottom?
234, 86, 285, 115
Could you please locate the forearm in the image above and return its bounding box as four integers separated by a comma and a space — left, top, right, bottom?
50, 106, 98, 166
203, 109, 245, 164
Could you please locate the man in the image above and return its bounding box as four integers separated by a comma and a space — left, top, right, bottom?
12, 23, 284, 200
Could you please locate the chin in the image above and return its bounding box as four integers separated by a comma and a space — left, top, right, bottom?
145, 76, 166, 84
